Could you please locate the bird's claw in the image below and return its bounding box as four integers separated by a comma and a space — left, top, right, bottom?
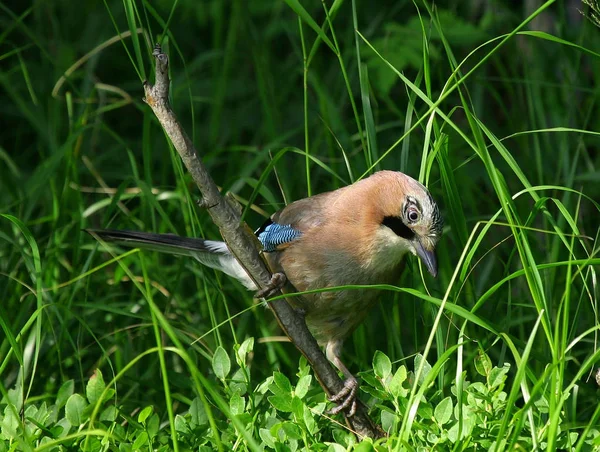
327, 378, 358, 417
254, 272, 286, 299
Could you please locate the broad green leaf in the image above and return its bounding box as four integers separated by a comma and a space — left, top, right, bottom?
295, 375, 312, 399
489, 364, 510, 389
65, 394, 87, 426
229, 394, 245, 416
475, 347, 492, 377
56, 380, 74, 409
326, 443, 346, 452
31, 402, 49, 425
100, 405, 117, 422
354, 440, 375, 452
230, 368, 248, 396
414, 354, 432, 386
447, 422, 459, 443
1, 406, 19, 439
132, 431, 149, 449
86, 369, 106, 405
434, 397, 453, 425
146, 413, 159, 437
174, 414, 188, 434
138, 406, 153, 424
303, 404, 317, 435
273, 371, 292, 393
389, 365, 408, 399
381, 409, 398, 434
291, 395, 304, 420
373, 350, 392, 380
259, 428, 275, 448
189, 397, 208, 426
235, 337, 254, 367
212, 346, 231, 380
268, 393, 293, 412
7, 387, 23, 413
281, 421, 303, 440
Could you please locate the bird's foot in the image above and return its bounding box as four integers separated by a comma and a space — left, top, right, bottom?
254, 272, 287, 299
328, 377, 358, 417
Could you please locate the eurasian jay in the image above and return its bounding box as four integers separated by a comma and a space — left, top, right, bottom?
88, 170, 443, 415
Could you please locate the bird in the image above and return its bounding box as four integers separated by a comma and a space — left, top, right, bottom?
87, 170, 443, 416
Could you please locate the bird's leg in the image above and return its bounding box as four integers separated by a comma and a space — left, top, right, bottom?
326, 340, 358, 417
254, 272, 287, 299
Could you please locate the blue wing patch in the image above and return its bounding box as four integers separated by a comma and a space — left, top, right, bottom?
256, 222, 302, 252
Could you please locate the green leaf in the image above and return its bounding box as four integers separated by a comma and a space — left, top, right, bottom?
434, 397, 453, 425
230, 368, 248, 396
427, 432, 440, 444
256, 376, 273, 395
268, 393, 293, 412
1, 406, 19, 439
146, 413, 159, 437
174, 415, 189, 434
360, 372, 384, 390
273, 371, 292, 393
291, 396, 304, 420
295, 375, 312, 399
86, 369, 106, 405
447, 422, 459, 443
360, 385, 390, 400
414, 354, 432, 386
326, 444, 346, 452
138, 406, 153, 424
100, 405, 117, 422
281, 421, 303, 440
65, 394, 87, 426
353, 440, 375, 452
235, 337, 254, 367
475, 347, 492, 377
132, 431, 149, 449
373, 350, 392, 380
303, 404, 317, 435
7, 387, 23, 412
212, 346, 231, 380
259, 428, 275, 448
360, 372, 389, 399
229, 394, 245, 416
417, 402, 434, 420
488, 363, 510, 389
56, 380, 74, 409
189, 397, 208, 426
381, 409, 398, 434
389, 365, 408, 398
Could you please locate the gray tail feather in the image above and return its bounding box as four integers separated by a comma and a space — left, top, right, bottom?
86, 229, 256, 290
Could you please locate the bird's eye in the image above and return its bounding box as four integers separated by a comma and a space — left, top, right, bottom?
407, 208, 420, 223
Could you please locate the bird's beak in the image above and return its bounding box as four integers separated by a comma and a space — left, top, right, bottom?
414, 241, 438, 277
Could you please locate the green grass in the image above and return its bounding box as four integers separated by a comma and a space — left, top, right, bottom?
1, 0, 600, 450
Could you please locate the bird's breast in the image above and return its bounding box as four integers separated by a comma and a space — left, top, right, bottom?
301, 288, 382, 344
270, 238, 406, 345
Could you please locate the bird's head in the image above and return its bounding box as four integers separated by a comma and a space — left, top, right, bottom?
370, 171, 443, 277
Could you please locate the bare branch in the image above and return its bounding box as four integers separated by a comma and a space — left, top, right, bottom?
142, 44, 381, 439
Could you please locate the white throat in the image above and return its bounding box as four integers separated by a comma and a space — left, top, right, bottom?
366, 226, 413, 272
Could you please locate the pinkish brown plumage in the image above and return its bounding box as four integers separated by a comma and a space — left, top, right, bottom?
88, 170, 443, 416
